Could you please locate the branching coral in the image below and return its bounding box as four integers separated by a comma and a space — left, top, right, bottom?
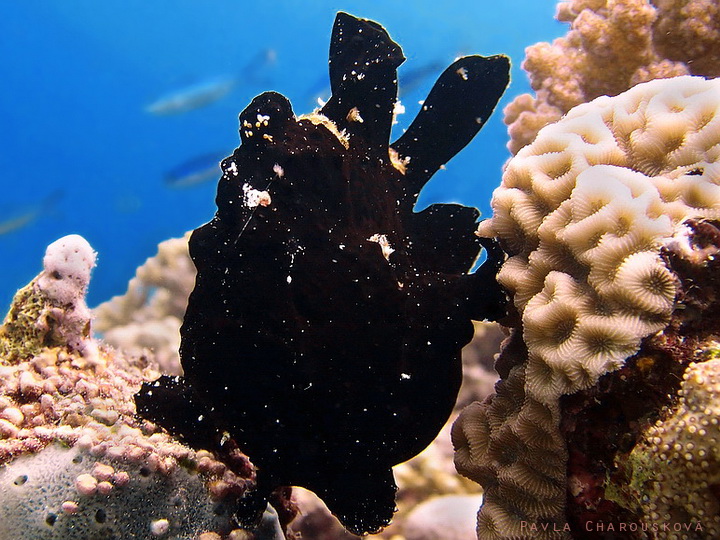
0, 235, 274, 539
652, 0, 720, 77
505, 0, 720, 154
455, 75, 720, 539
93, 234, 194, 376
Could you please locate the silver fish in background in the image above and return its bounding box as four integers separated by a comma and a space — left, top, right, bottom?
304, 58, 448, 109
164, 151, 230, 188
0, 190, 63, 236
145, 76, 237, 116
145, 49, 276, 116
397, 60, 446, 97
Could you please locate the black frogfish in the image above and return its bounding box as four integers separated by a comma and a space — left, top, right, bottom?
136, 12, 509, 535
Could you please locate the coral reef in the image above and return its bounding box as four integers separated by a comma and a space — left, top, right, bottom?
558, 217, 720, 539
0, 235, 280, 539
505, 0, 720, 154
94, 234, 194, 375
619, 356, 720, 537
455, 75, 720, 538
136, 12, 510, 535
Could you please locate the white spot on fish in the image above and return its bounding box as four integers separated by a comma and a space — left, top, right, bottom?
242, 183, 272, 207
347, 107, 364, 123
368, 234, 395, 261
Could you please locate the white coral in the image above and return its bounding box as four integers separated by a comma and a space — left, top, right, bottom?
457, 75, 720, 539
33, 235, 97, 357
36, 235, 96, 306
482, 75, 720, 402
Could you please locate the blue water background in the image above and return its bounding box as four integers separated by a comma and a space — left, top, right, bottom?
1, 1, 564, 309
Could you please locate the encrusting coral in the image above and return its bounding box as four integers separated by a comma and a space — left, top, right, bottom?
621, 355, 720, 538
454, 75, 720, 539
505, 0, 720, 154
0, 235, 281, 539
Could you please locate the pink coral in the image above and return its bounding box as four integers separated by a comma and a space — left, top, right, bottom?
504, 0, 720, 154
0, 235, 256, 539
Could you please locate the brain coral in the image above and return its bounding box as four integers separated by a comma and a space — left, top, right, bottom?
455, 75, 720, 539
481, 75, 720, 403
505, 0, 720, 154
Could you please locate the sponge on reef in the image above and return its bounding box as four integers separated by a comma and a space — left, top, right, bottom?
0, 443, 239, 539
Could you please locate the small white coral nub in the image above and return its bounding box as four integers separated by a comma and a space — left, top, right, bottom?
29, 234, 98, 356
37, 235, 96, 306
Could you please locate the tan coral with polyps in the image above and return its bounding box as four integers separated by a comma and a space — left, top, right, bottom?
627, 356, 720, 538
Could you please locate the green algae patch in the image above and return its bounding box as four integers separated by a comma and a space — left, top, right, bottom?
0, 280, 49, 365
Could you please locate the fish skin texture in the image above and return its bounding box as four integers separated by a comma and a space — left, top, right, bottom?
135, 12, 509, 535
